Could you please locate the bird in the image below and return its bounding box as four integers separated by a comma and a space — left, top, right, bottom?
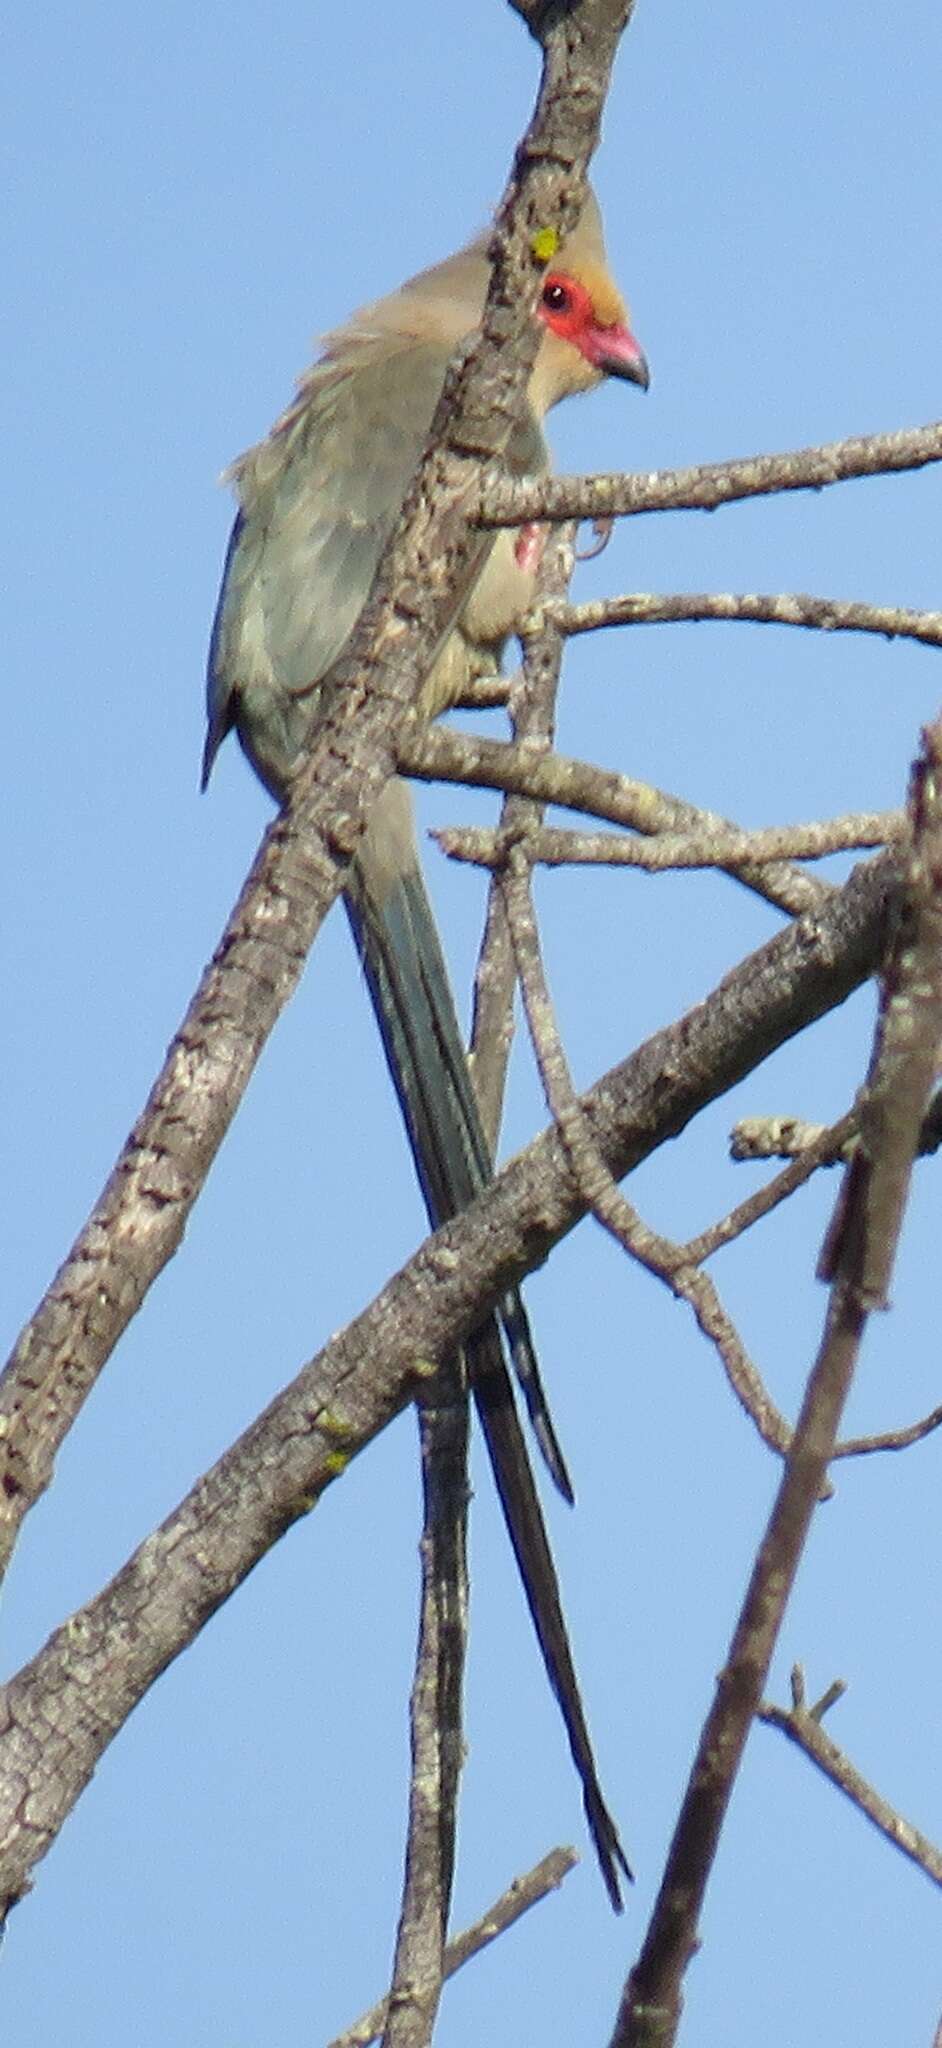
203, 188, 649, 1908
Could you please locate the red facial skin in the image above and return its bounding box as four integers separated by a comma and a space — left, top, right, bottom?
538, 273, 650, 387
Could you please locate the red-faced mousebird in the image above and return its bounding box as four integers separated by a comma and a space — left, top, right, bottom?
202, 189, 649, 1908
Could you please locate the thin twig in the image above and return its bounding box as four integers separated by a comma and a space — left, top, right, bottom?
536, 588, 942, 653
732, 1084, 942, 1163
668, 1272, 793, 1457
730, 1114, 855, 1162
327, 1849, 577, 2048
499, 848, 791, 1457
468, 526, 577, 1149
833, 1402, 942, 1458
684, 1114, 857, 1265
758, 1668, 942, 1888
453, 672, 514, 710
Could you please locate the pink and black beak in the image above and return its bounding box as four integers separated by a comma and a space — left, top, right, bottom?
538, 273, 650, 392
583, 319, 650, 390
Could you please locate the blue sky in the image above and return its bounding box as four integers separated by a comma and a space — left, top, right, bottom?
4, 3, 941, 2042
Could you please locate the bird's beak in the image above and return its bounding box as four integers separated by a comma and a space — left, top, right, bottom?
588, 322, 650, 390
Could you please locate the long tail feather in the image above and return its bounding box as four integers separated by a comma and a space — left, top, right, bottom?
345, 858, 630, 1905
470, 1323, 631, 1910
348, 865, 573, 1503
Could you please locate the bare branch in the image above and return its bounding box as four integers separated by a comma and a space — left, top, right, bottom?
759, 1671, 942, 1889
328, 1849, 577, 2048
833, 1402, 942, 1458
482, 421, 942, 530
403, 725, 829, 918
500, 849, 792, 1458
453, 671, 514, 711
684, 1115, 857, 1265
381, 1382, 470, 2048
612, 1266, 874, 2045
439, 812, 899, 873
537, 588, 942, 654
611, 734, 942, 2048
667, 1273, 793, 1458
732, 1084, 942, 1162
0, 848, 898, 1915
0, 0, 634, 1586
372, 5, 643, 2003
819, 718, 942, 1302
730, 1114, 855, 1162
469, 526, 577, 1149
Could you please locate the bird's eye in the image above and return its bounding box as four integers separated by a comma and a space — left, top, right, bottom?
541, 280, 571, 314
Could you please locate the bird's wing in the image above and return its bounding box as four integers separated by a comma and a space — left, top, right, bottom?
205, 325, 568, 1486
204, 336, 456, 792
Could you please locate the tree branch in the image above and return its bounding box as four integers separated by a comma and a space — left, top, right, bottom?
499, 845, 792, 1457
0, 848, 898, 1916
469, 527, 577, 1148
0, 0, 634, 1586
439, 812, 899, 872
611, 729, 942, 2048
482, 421, 942, 529
403, 725, 828, 918
759, 1668, 942, 1889
381, 1382, 470, 2048
537, 588, 942, 653
328, 1848, 576, 2048
377, 11, 640, 2016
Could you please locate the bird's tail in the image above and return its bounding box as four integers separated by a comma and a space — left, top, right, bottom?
346, 860, 572, 1501
345, 857, 631, 1907
470, 1321, 631, 1912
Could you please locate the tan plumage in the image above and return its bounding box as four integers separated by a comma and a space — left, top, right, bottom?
204, 188, 648, 1908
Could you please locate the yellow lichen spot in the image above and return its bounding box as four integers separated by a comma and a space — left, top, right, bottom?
319, 1408, 351, 1441
411, 1355, 439, 1381
531, 226, 559, 265
323, 1450, 350, 1479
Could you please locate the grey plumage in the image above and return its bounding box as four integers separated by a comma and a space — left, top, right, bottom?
203, 193, 648, 1907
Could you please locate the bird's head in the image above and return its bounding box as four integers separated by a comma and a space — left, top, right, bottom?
341, 185, 648, 416
529, 195, 649, 414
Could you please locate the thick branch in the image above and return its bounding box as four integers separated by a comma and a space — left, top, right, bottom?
378, 13, 637, 2015
0, 849, 896, 1916
818, 725, 942, 1300
0, 10, 631, 1584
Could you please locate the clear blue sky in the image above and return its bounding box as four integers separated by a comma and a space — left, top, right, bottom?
4, 3, 941, 2042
